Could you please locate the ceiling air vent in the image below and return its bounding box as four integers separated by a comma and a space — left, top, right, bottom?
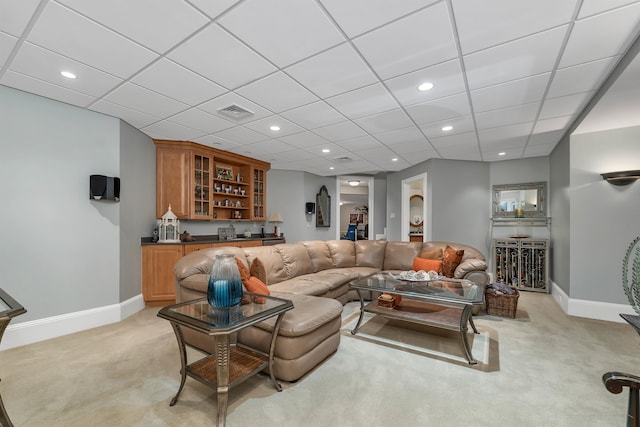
334, 156, 353, 162
217, 104, 254, 120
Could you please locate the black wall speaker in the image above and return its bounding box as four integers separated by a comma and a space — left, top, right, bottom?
305, 202, 315, 214
90, 175, 120, 201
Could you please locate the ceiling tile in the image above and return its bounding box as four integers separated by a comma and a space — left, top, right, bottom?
218, 0, 344, 67
539, 92, 592, 120
198, 93, 272, 124
0, 32, 18, 66
385, 139, 434, 154
475, 103, 539, 130
405, 93, 471, 125
192, 134, 242, 151
470, 73, 550, 113
0, 0, 41, 37
547, 57, 617, 98
528, 130, 565, 146
560, 3, 640, 68
89, 99, 159, 128
212, 126, 269, 145
384, 59, 465, 106
142, 120, 205, 141
285, 43, 378, 98
241, 139, 294, 157
373, 126, 426, 145
269, 149, 316, 162
464, 26, 566, 90
313, 121, 368, 142
131, 59, 227, 105
335, 135, 385, 151
243, 115, 305, 138
280, 101, 345, 129
9, 42, 123, 97
430, 131, 479, 150
578, 0, 638, 18
167, 108, 235, 134
419, 115, 475, 138
279, 131, 330, 149
354, 109, 414, 134
57, 0, 210, 53
533, 115, 574, 133
27, 2, 157, 78
0, 70, 96, 107
188, 0, 241, 20
478, 123, 534, 144
103, 82, 189, 118
326, 83, 398, 119
235, 72, 318, 113
319, 0, 439, 38
353, 2, 457, 79
167, 24, 276, 90
452, 0, 579, 54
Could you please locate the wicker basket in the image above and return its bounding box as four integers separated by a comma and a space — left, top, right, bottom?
485, 288, 519, 318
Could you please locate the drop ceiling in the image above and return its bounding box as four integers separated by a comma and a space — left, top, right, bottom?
2, 0, 640, 176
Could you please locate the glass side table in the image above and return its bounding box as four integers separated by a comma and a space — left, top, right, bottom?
158, 294, 293, 427
0, 289, 27, 427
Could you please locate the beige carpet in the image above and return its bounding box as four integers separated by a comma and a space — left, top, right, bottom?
0, 292, 638, 426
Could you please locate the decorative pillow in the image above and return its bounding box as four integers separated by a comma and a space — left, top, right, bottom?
234, 257, 251, 282
419, 248, 442, 260
244, 276, 270, 296
411, 257, 443, 274
250, 257, 268, 285
442, 245, 464, 278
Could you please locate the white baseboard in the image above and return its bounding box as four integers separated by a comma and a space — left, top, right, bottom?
0, 294, 145, 351
550, 281, 635, 323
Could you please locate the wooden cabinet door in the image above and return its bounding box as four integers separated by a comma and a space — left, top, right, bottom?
183, 243, 212, 255
142, 245, 183, 303
157, 147, 190, 218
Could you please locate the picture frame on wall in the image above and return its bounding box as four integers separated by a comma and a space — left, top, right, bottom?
216, 166, 233, 180
349, 214, 358, 224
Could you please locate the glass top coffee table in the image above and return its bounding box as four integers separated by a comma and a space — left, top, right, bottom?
158, 294, 293, 427
350, 273, 484, 364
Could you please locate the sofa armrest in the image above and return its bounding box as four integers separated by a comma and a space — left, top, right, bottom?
454, 258, 489, 285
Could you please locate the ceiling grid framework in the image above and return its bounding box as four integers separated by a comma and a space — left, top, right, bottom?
1, 0, 639, 175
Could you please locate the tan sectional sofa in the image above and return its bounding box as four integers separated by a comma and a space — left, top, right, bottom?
173, 239, 489, 381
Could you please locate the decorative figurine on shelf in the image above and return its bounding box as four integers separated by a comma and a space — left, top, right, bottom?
158, 205, 180, 243
180, 230, 194, 242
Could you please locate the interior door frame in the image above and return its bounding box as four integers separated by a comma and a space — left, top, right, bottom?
401, 173, 428, 242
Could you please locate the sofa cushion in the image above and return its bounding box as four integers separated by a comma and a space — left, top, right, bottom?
355, 240, 387, 268
302, 240, 333, 272
277, 242, 314, 278
326, 240, 356, 268
443, 245, 464, 277
243, 245, 288, 285
383, 241, 422, 270
419, 248, 443, 260
267, 278, 331, 296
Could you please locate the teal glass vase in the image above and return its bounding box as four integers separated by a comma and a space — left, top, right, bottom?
207, 254, 243, 307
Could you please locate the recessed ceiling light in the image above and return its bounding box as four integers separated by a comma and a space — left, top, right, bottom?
270, 125, 280, 131
392, 158, 398, 162
418, 82, 433, 91
322, 148, 330, 153
498, 152, 506, 156
60, 71, 76, 79
442, 125, 453, 131
348, 180, 360, 186
330, 167, 335, 170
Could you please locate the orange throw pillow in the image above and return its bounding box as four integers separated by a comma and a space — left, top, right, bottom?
442, 245, 464, 278
244, 276, 270, 295
235, 256, 251, 282
411, 257, 443, 274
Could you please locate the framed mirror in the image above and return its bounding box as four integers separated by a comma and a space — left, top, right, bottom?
492, 181, 546, 218
409, 194, 423, 226
316, 185, 331, 227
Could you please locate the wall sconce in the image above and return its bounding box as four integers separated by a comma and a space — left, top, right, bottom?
601, 170, 640, 186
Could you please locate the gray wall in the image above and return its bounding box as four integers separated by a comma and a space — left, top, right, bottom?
119, 122, 155, 302
550, 136, 571, 295
569, 126, 640, 304
386, 159, 490, 258
0, 85, 121, 322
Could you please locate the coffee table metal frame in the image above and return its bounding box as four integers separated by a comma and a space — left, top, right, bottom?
158, 294, 293, 427
350, 273, 484, 364
0, 288, 27, 427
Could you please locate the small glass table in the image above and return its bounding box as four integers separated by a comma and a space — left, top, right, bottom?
0, 289, 27, 427
158, 294, 293, 427
350, 273, 484, 364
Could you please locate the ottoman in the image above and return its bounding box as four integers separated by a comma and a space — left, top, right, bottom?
238, 293, 343, 382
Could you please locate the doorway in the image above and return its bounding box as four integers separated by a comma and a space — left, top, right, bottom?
401, 173, 427, 242
337, 176, 374, 240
